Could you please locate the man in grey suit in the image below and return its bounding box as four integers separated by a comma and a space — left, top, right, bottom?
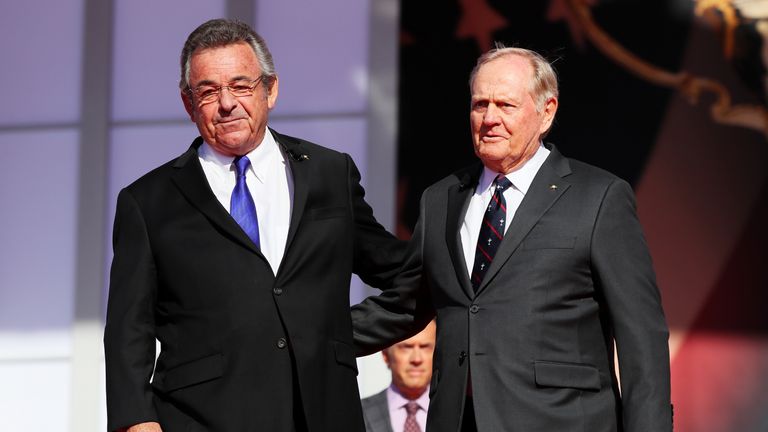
361, 321, 436, 432
352, 46, 672, 431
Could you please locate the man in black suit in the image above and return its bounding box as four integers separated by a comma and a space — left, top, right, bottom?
352, 46, 672, 431
104, 19, 405, 432
361, 320, 435, 432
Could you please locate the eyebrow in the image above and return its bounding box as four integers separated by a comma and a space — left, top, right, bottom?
471, 95, 520, 103
190, 79, 215, 88
191, 75, 255, 87
230, 75, 253, 82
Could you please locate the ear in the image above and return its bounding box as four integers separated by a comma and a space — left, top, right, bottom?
539, 97, 558, 135
381, 349, 392, 369
266, 75, 279, 110
181, 90, 196, 122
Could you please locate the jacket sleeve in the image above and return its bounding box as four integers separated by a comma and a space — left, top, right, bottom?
591, 179, 672, 432
103, 189, 160, 431
345, 154, 407, 288
350, 177, 434, 356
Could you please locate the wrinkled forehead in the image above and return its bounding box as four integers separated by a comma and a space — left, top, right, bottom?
471, 55, 535, 95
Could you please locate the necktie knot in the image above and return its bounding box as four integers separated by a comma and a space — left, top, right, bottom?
234, 155, 251, 178
494, 174, 512, 193
405, 401, 420, 415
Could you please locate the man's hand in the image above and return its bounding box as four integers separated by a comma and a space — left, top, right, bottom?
118, 422, 162, 432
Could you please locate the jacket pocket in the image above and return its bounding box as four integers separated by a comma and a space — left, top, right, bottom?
534, 360, 600, 391
163, 353, 224, 392
522, 236, 576, 250
307, 206, 347, 221
333, 340, 358, 375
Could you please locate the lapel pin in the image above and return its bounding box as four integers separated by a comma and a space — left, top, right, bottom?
287, 150, 310, 162
549, 184, 558, 190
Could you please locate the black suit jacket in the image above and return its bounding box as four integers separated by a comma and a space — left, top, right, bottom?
104, 130, 406, 432
353, 145, 672, 431
361, 390, 394, 432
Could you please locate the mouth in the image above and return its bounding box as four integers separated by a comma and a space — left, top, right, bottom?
216, 118, 246, 125
481, 134, 505, 142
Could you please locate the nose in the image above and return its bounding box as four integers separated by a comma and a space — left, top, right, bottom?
483, 104, 501, 125
217, 86, 238, 114
410, 349, 424, 365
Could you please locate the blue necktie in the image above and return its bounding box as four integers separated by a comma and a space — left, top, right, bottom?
471, 174, 512, 292
231, 156, 260, 249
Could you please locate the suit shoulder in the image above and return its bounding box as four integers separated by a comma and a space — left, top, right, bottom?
361, 389, 391, 431
271, 129, 351, 164
566, 157, 628, 188
361, 389, 388, 408
122, 155, 182, 195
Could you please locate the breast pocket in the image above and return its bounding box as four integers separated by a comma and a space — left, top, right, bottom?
522, 235, 576, 250
307, 206, 348, 221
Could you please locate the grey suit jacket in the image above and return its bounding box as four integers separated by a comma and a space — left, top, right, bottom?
352, 145, 672, 432
361, 389, 394, 432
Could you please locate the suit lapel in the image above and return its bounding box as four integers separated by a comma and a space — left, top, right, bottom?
445, 165, 482, 300
171, 137, 263, 256
372, 391, 394, 432
273, 130, 310, 259
475, 146, 572, 296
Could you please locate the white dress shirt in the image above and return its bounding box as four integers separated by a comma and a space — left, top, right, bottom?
198, 128, 294, 274
460, 144, 550, 274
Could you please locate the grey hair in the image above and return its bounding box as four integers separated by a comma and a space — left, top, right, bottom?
179, 19, 276, 90
469, 43, 559, 112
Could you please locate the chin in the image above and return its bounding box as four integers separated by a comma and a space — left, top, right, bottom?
217, 134, 248, 146
476, 150, 506, 164
476, 142, 506, 156
219, 140, 246, 149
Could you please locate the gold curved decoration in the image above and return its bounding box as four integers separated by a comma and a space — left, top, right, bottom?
564, 0, 768, 138
695, 0, 739, 58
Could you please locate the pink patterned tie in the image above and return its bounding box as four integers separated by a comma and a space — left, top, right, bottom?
403, 401, 421, 432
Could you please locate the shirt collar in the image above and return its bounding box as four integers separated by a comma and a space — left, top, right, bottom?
478, 143, 550, 195
386, 383, 430, 411
198, 127, 280, 183
245, 128, 279, 183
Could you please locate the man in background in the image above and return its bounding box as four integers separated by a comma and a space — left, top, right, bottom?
361, 320, 436, 432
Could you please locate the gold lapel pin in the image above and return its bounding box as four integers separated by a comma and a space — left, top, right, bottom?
549, 184, 558, 190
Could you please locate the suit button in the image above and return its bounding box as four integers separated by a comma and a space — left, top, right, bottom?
469, 304, 479, 314
459, 351, 467, 365
273, 287, 283, 296
277, 338, 287, 349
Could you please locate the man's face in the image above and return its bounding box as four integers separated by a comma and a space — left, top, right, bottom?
470, 55, 557, 173
182, 42, 278, 157
382, 321, 436, 400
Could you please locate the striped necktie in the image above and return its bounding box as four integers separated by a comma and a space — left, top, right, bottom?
471, 174, 512, 292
